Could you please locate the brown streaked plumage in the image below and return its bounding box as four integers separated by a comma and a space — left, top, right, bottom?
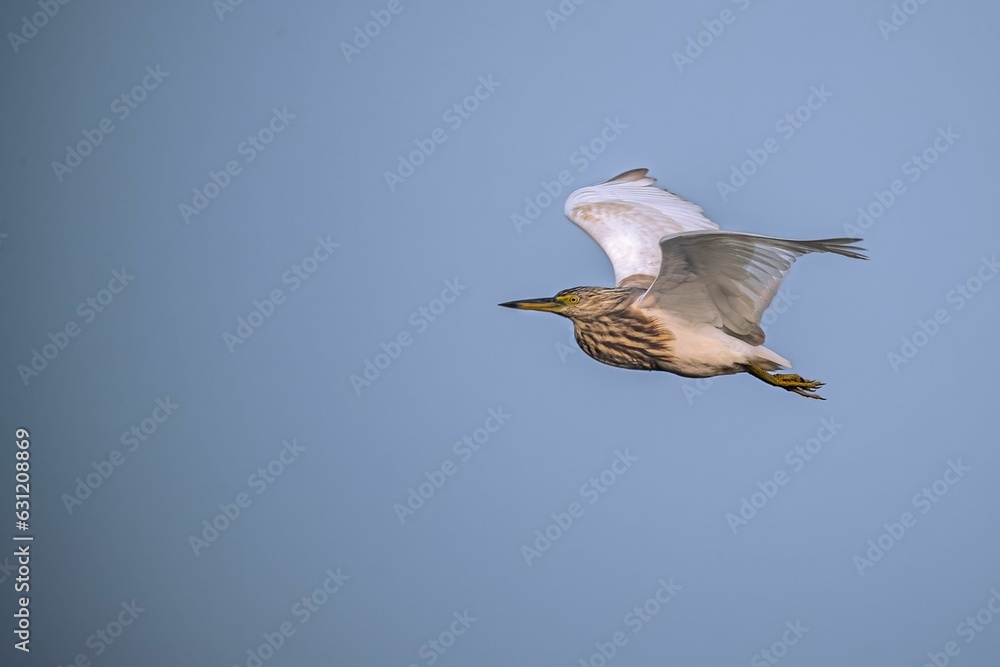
558, 287, 676, 372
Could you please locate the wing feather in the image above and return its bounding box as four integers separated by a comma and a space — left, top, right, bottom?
639, 232, 867, 345
564, 168, 718, 287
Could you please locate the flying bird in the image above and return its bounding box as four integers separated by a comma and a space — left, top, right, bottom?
499, 168, 866, 399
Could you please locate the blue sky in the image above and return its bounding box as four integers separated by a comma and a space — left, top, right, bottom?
1, 1, 998, 665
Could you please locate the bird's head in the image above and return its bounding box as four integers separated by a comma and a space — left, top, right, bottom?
499, 286, 623, 319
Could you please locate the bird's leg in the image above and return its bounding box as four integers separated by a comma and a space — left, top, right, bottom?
744, 364, 826, 400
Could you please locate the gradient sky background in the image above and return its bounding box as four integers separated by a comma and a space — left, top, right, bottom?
2, 1, 999, 665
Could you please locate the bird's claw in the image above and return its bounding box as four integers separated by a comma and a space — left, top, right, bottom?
774, 374, 826, 400
745, 365, 827, 400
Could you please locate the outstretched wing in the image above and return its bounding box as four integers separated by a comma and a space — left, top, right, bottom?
564, 168, 718, 288
639, 231, 867, 345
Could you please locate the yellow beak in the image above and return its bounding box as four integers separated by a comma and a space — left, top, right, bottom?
498, 297, 563, 313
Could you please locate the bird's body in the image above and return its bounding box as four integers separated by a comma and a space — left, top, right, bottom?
500, 168, 867, 399
554, 285, 789, 378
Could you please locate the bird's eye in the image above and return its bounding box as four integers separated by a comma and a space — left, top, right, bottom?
566, 294, 580, 305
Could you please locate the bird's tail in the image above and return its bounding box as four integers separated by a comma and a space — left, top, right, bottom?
752, 346, 791, 371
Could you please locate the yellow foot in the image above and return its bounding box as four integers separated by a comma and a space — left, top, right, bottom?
745, 366, 826, 400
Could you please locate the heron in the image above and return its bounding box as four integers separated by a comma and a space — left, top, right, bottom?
499, 168, 867, 399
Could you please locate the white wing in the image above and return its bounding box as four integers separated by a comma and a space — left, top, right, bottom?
564, 168, 718, 287
639, 232, 867, 344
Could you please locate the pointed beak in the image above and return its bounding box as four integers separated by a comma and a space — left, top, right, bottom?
498, 297, 563, 313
